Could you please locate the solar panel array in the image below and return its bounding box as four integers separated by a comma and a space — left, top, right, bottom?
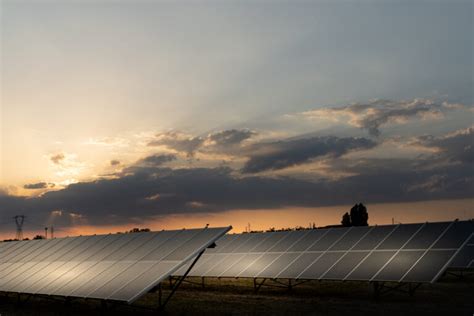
175, 221, 473, 283
449, 236, 474, 269
0, 226, 231, 303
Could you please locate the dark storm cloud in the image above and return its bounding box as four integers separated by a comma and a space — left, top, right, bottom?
303, 99, 465, 137
23, 182, 54, 190
415, 126, 474, 164
242, 136, 377, 173
50, 153, 65, 164
0, 127, 472, 230
1, 158, 472, 229
327, 156, 473, 200
147, 131, 204, 157
147, 129, 256, 157
316, 125, 474, 199
140, 154, 177, 166
0, 167, 324, 227
0, 187, 8, 196
121, 154, 177, 175
207, 129, 256, 151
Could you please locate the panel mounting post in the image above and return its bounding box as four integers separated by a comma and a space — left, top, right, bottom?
157, 249, 206, 312
253, 278, 266, 293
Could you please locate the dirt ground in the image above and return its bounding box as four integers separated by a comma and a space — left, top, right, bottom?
0, 274, 472, 316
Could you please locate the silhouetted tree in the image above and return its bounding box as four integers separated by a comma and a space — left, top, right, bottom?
128, 228, 151, 233
33, 235, 45, 240
341, 212, 351, 227
350, 203, 369, 226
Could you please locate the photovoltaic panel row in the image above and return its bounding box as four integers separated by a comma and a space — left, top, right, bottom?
174, 221, 473, 283
0, 226, 231, 303
448, 236, 474, 269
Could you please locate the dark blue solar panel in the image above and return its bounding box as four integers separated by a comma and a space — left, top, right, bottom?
330, 227, 372, 250
403, 250, 456, 282
345, 251, 395, 280
372, 251, 424, 281
377, 224, 423, 250
434, 221, 474, 249
403, 222, 450, 249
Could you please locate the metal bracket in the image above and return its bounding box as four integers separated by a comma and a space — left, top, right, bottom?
251, 278, 315, 292
445, 269, 474, 279
253, 278, 267, 292
168, 275, 207, 288
157, 249, 206, 311
372, 281, 422, 299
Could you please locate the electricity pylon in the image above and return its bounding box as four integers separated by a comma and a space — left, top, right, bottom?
13, 215, 25, 240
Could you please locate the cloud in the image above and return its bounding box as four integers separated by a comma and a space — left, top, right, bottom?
47, 153, 85, 178
138, 154, 177, 167
415, 125, 474, 164
0, 186, 9, 196
206, 129, 256, 151
242, 136, 377, 173
406, 175, 449, 193
0, 166, 347, 227
50, 153, 65, 164
147, 129, 257, 157
1, 158, 471, 230
110, 160, 121, 166
1, 125, 471, 231
120, 154, 177, 176
23, 182, 55, 190
299, 126, 474, 201
84, 137, 129, 148
147, 131, 204, 157
301, 99, 465, 137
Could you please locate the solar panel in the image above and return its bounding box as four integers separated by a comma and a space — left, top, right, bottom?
299, 252, 345, 279
278, 252, 320, 279
256, 253, 300, 278
448, 236, 474, 269
0, 226, 231, 303
371, 250, 424, 282
238, 253, 281, 278
322, 251, 370, 280
174, 220, 473, 284
344, 251, 395, 281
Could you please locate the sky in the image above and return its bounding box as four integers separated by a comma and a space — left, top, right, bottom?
0, 0, 473, 239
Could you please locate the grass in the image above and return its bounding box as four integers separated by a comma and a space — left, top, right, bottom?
0, 274, 472, 315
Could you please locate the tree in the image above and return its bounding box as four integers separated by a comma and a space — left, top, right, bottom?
350, 203, 369, 226
341, 212, 351, 227
128, 228, 151, 233
33, 235, 45, 240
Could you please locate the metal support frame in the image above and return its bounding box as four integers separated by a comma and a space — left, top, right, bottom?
269, 278, 294, 290
168, 275, 207, 288
372, 281, 422, 299
291, 279, 313, 287
252, 278, 298, 292
253, 278, 267, 292
157, 248, 206, 311
445, 269, 474, 279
